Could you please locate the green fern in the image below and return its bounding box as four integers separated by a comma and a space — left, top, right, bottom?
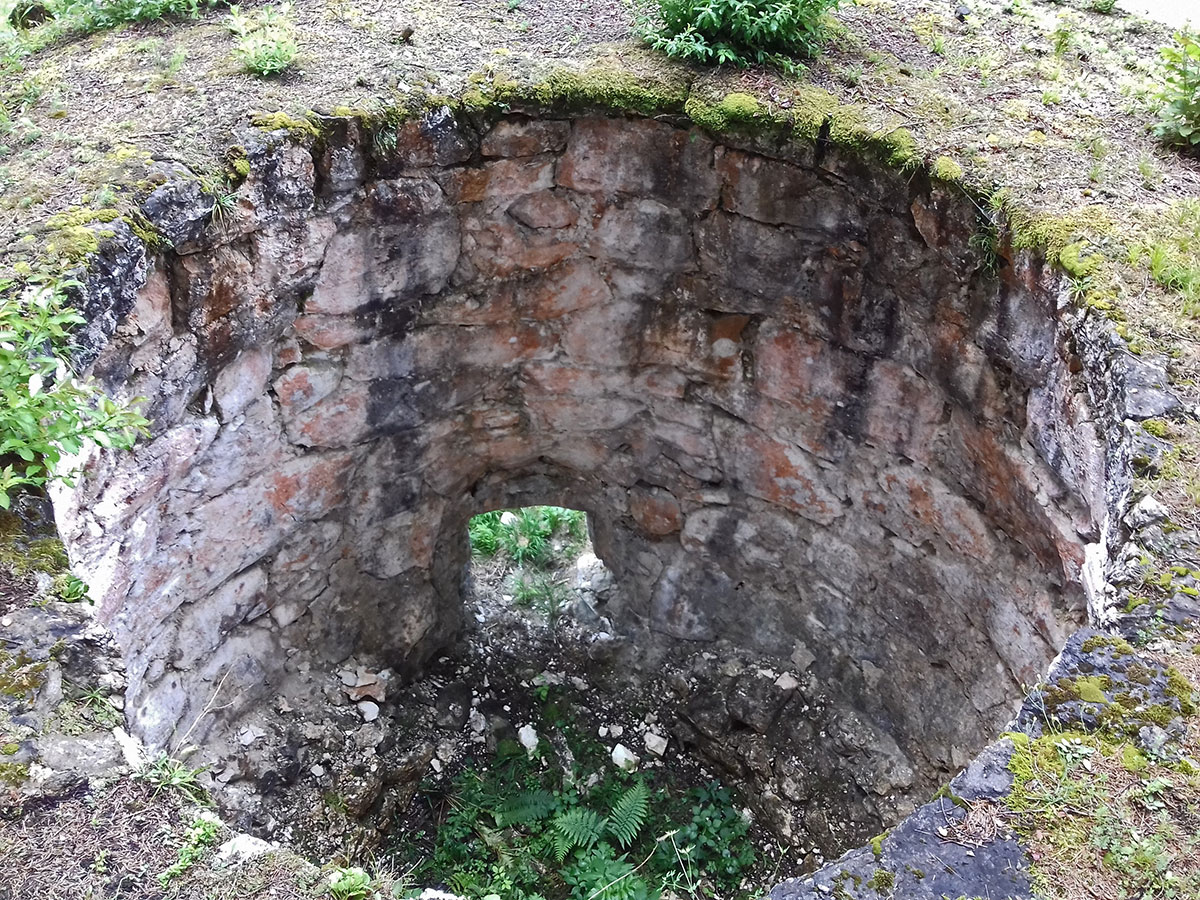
606, 782, 650, 850
501, 789, 557, 826
552, 808, 605, 861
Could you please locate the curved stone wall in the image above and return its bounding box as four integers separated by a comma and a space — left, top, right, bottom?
53, 106, 1112, 845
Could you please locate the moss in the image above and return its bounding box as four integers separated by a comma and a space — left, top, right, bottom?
685, 91, 769, 133
867, 869, 896, 892
997, 194, 1114, 268
510, 67, 690, 118
1120, 743, 1149, 772
0, 762, 29, 785
932, 155, 964, 182
1124, 595, 1152, 613
932, 783, 969, 809
870, 832, 885, 859
224, 145, 251, 181
1, 742, 18, 755
1073, 676, 1111, 705
45, 223, 106, 262
1142, 418, 1171, 439
1080, 634, 1136, 655
0, 650, 49, 700
1164, 666, 1197, 715
250, 110, 321, 139
1058, 241, 1103, 278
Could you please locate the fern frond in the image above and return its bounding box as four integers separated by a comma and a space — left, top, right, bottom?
552, 807, 605, 860
606, 781, 650, 849
500, 789, 556, 826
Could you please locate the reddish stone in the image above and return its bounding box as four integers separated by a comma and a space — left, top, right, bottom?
274, 364, 341, 418
440, 158, 553, 205
520, 262, 610, 319
464, 219, 578, 277
508, 191, 580, 230
307, 230, 369, 315
481, 119, 570, 158
293, 315, 372, 351
557, 118, 718, 212
629, 487, 683, 536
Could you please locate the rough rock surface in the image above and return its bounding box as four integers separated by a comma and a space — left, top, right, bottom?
46, 107, 1148, 861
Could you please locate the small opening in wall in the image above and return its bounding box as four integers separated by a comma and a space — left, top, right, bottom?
465, 505, 609, 630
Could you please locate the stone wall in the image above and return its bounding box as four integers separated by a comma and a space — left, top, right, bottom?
53, 107, 1112, 837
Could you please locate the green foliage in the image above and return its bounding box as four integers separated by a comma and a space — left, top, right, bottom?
158, 813, 221, 886
55, 0, 216, 32
468, 506, 587, 567
136, 753, 210, 805
326, 866, 373, 900
667, 781, 755, 889
635, 0, 839, 72
0, 282, 148, 509
424, 736, 756, 900
225, 3, 297, 77
1154, 30, 1200, 153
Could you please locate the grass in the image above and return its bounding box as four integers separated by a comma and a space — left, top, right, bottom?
1003, 646, 1200, 900
469, 506, 587, 568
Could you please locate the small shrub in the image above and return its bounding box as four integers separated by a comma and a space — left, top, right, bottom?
225, 3, 296, 77
0, 282, 148, 509
55, 0, 215, 32
1154, 30, 1200, 153
636, 0, 840, 72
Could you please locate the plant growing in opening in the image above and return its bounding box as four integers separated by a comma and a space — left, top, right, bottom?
635, 0, 840, 72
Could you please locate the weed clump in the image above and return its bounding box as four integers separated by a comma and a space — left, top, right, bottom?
635, 0, 840, 73
225, 3, 297, 77
1153, 30, 1200, 154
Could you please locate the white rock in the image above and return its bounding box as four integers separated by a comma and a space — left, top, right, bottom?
644, 733, 668, 757
214, 832, 272, 867
469, 709, 487, 734
598, 725, 609, 737
775, 673, 800, 691
611, 744, 639, 772
518, 724, 539, 755
357, 700, 380, 722
609, 724, 624, 738
112, 727, 144, 770
500, 511, 518, 525
311, 764, 325, 777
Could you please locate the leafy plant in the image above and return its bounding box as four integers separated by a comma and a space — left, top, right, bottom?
1153, 29, 1200, 153
0, 281, 148, 509
136, 753, 210, 805
327, 866, 373, 900
635, 0, 839, 72
225, 3, 296, 77
422, 731, 757, 900
158, 813, 221, 886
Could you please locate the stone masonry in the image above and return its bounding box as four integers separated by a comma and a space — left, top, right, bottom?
52, 107, 1116, 838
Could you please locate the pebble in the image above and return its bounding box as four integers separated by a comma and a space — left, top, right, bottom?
611, 743, 639, 771
311, 764, 325, 777
644, 732, 668, 756
357, 700, 380, 722
775, 673, 801, 691
518, 724, 539, 755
